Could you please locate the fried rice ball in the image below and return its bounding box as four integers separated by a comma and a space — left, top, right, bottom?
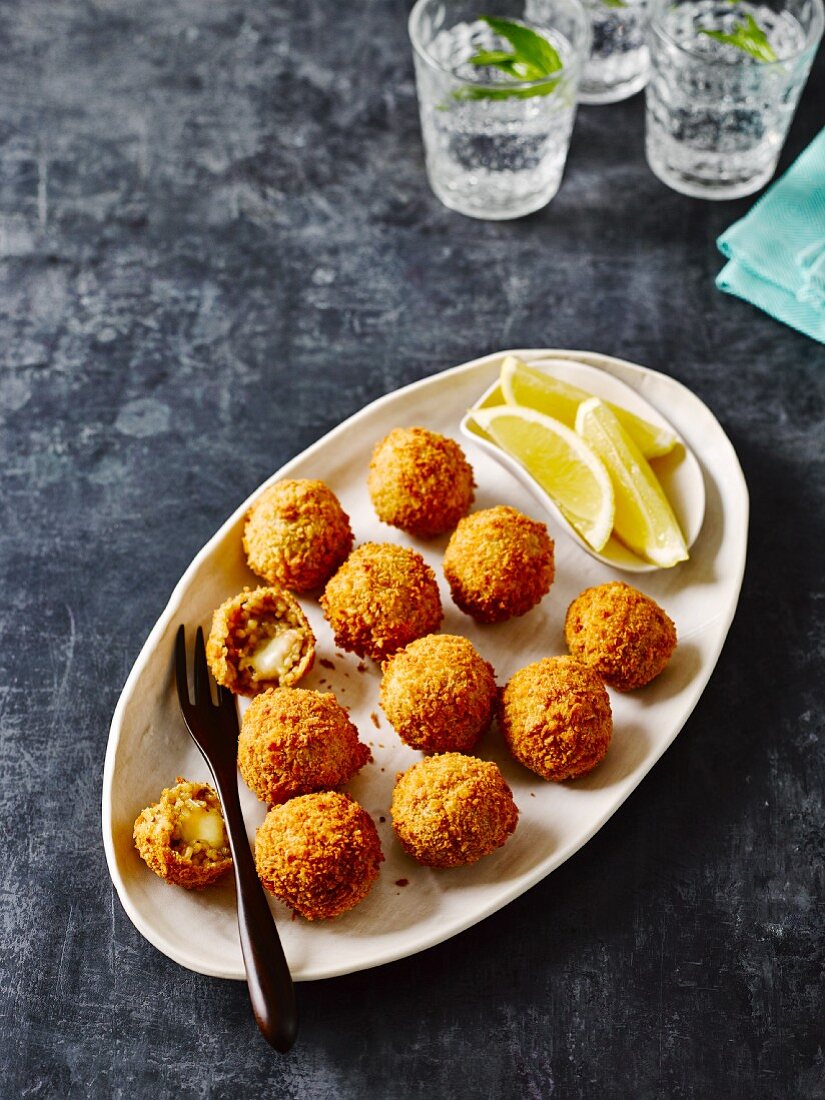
368, 427, 475, 537
391, 753, 518, 868
134, 778, 231, 890
255, 791, 383, 920
500, 656, 612, 782
238, 687, 372, 804
443, 505, 555, 623
243, 479, 353, 593
320, 542, 443, 662
379, 634, 497, 753
564, 581, 677, 692
206, 585, 315, 696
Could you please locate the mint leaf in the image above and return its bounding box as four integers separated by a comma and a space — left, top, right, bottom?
468, 49, 530, 80
455, 15, 563, 101
481, 15, 563, 74
453, 76, 562, 101
602, 0, 628, 8
469, 49, 520, 66
699, 13, 778, 61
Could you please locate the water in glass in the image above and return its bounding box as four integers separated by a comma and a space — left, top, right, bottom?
414, 19, 580, 219
580, 0, 650, 103
646, 0, 814, 198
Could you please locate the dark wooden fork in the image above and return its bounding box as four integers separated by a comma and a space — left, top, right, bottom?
174, 624, 298, 1052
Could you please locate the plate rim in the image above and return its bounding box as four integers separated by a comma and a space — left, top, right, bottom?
102, 348, 749, 982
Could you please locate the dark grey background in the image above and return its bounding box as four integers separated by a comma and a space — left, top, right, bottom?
1, 1, 823, 1097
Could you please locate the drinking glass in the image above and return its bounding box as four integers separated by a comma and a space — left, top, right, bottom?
409, 0, 591, 219
579, 0, 651, 103
645, 0, 823, 199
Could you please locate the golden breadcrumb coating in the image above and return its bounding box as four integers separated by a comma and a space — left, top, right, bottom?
255, 791, 383, 920
380, 633, 497, 753
206, 585, 315, 696
367, 426, 475, 537
243, 478, 353, 592
564, 581, 677, 692
391, 753, 518, 868
133, 778, 231, 890
500, 656, 612, 782
238, 687, 372, 804
443, 505, 554, 623
320, 542, 443, 662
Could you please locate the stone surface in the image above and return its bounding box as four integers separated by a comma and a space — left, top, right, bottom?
0, 1, 823, 1096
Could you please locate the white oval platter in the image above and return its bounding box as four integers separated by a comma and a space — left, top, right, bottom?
102, 348, 749, 982
461, 356, 707, 572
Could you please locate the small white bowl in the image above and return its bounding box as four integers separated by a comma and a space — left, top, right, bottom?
460, 352, 706, 573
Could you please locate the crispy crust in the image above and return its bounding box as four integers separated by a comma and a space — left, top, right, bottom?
255, 791, 383, 920
391, 753, 518, 868
133, 778, 232, 890
367, 427, 475, 537
320, 542, 443, 662
379, 633, 497, 753
243, 479, 354, 592
564, 581, 677, 692
500, 656, 612, 782
206, 586, 315, 696
443, 505, 554, 623
238, 687, 372, 804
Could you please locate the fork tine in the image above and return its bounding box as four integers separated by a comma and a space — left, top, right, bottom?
217, 684, 235, 713
174, 625, 192, 712
194, 626, 212, 707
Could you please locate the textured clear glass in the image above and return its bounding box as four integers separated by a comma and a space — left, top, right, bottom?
645, 0, 823, 199
579, 0, 651, 103
409, 0, 590, 219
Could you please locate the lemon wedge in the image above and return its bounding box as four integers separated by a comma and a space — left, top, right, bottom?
500, 356, 677, 459
575, 397, 688, 568
469, 405, 615, 552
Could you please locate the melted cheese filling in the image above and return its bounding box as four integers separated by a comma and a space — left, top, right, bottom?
177, 804, 227, 849
241, 628, 302, 680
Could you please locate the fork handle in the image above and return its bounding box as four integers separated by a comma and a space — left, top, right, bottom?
213, 773, 299, 1052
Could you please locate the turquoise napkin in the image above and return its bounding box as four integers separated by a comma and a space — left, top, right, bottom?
717, 127, 825, 344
